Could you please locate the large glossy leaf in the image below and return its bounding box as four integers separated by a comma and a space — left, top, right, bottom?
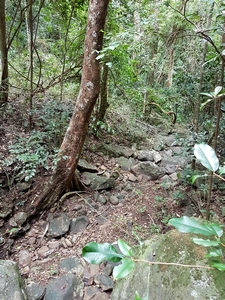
82, 242, 123, 264
169, 216, 221, 236
193, 238, 220, 247
194, 143, 219, 172
118, 238, 133, 257
214, 86, 223, 96
113, 257, 134, 280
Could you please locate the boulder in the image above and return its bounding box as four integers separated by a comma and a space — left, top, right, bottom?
0, 260, 27, 300
111, 230, 225, 300
131, 161, 165, 180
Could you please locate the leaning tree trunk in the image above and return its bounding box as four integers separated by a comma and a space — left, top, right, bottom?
0, 0, 9, 107
31, 0, 110, 215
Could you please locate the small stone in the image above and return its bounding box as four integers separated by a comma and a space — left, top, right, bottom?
38, 246, 49, 258
9, 217, 17, 227
90, 264, 100, 276
28, 237, 36, 245
128, 173, 137, 182
73, 204, 82, 211
19, 249, 31, 267
98, 195, 107, 205
109, 195, 119, 205
102, 263, 113, 276
48, 240, 60, 249
14, 212, 27, 226
65, 238, 72, 247
70, 216, 89, 233
94, 274, 114, 291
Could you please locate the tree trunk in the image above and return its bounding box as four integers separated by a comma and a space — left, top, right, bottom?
97, 63, 109, 121
0, 0, 9, 107
30, 0, 110, 215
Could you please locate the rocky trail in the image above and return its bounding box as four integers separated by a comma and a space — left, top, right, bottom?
1, 118, 225, 299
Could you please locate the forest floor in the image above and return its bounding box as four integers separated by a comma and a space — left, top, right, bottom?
0, 102, 225, 292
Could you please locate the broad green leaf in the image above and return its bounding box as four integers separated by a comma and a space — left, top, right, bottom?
214, 86, 222, 96
82, 242, 123, 264
113, 258, 134, 280
118, 238, 133, 257
193, 238, 220, 247
200, 92, 213, 98
205, 223, 223, 238
205, 249, 223, 258
211, 262, 225, 271
194, 143, 219, 172
169, 216, 219, 236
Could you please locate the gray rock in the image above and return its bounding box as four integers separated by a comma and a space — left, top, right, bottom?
44, 273, 83, 300
97, 195, 107, 205
14, 212, 28, 226
111, 230, 225, 300
137, 150, 154, 162
0, 260, 27, 300
47, 214, 71, 238
131, 161, 165, 180
37, 246, 49, 258
160, 152, 188, 169
77, 159, 98, 173
94, 274, 114, 291
17, 182, 32, 192
70, 216, 89, 233
81, 173, 116, 190
97, 143, 134, 158
60, 257, 85, 276
109, 195, 119, 205
115, 157, 133, 170
26, 282, 45, 300
18, 250, 31, 267
84, 286, 109, 300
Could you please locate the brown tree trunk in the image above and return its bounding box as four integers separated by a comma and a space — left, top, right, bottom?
31, 0, 110, 215
0, 0, 9, 107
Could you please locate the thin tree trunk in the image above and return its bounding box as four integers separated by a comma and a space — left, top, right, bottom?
30, 0, 110, 215
97, 63, 109, 121
0, 0, 9, 107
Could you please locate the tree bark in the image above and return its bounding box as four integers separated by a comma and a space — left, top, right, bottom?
30, 0, 110, 215
0, 0, 9, 107
97, 63, 109, 121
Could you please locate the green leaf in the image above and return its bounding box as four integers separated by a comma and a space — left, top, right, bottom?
96, 53, 105, 60
82, 242, 123, 264
169, 216, 221, 236
193, 238, 220, 247
191, 174, 207, 184
200, 92, 214, 98
214, 86, 223, 96
205, 249, 223, 258
113, 258, 134, 280
118, 239, 133, 257
194, 143, 219, 172
211, 262, 225, 271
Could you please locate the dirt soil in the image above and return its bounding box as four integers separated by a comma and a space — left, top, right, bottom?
0, 103, 224, 291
